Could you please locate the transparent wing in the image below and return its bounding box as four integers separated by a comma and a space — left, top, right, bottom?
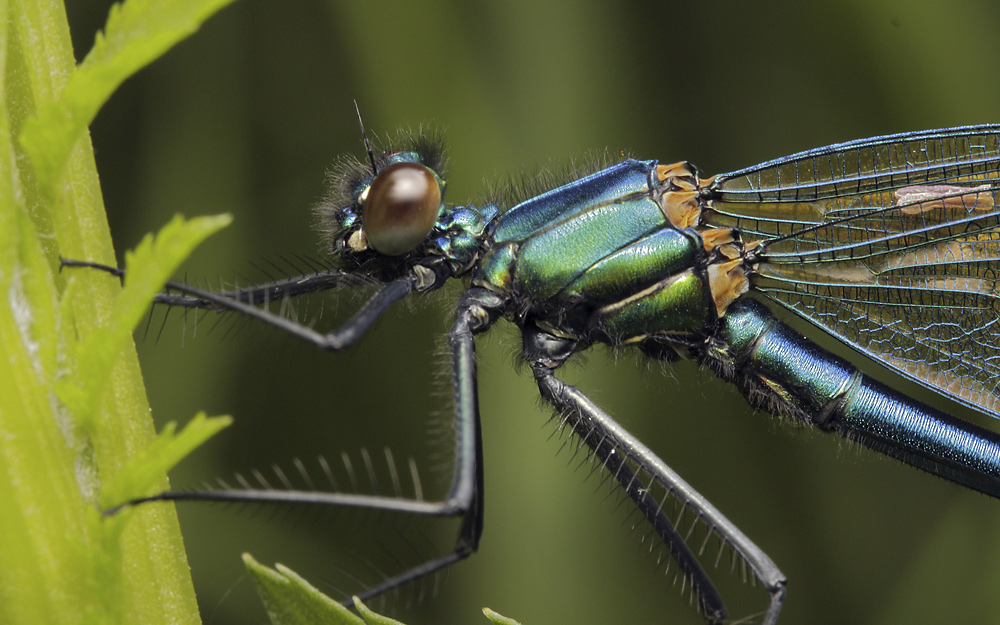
708, 125, 1000, 418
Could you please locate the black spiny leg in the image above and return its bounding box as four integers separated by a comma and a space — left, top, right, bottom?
61, 258, 424, 351
347, 287, 503, 603
522, 325, 786, 625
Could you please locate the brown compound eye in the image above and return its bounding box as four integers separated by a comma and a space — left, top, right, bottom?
362, 161, 441, 256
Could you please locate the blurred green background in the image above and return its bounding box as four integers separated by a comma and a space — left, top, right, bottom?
67, 1, 1000, 624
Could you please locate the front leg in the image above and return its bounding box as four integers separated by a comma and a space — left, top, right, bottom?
61, 258, 430, 351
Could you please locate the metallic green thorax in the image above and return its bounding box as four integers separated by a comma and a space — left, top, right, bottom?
474, 159, 711, 343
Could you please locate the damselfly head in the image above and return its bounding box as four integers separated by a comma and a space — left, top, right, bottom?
315, 131, 449, 277
357, 156, 445, 256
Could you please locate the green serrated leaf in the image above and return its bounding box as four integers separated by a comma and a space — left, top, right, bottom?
243, 554, 367, 625
482, 608, 523, 625
56, 212, 231, 423
352, 597, 407, 625
19, 0, 238, 194
102, 413, 232, 507
116, 212, 232, 339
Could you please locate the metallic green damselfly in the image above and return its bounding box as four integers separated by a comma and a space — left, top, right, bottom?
72, 124, 1000, 624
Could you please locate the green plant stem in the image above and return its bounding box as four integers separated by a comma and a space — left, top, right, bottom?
0, 1, 233, 624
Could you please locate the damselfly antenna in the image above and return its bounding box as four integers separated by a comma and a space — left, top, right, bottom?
354, 99, 378, 176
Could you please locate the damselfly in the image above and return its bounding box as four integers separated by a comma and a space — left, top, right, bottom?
70, 124, 1000, 624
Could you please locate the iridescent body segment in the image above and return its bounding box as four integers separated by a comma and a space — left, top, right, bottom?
476, 159, 719, 343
